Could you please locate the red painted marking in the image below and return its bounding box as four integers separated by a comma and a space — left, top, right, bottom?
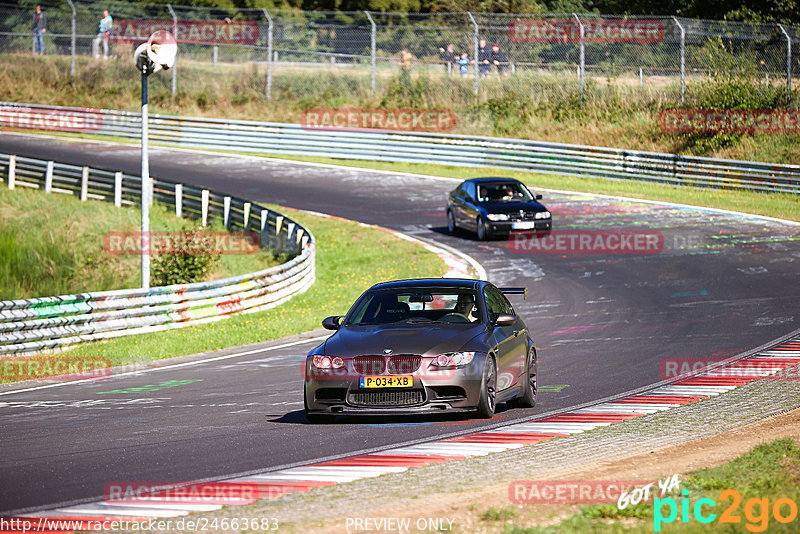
445, 432, 567, 444
614, 395, 708, 404
676, 377, 755, 386
315, 455, 456, 468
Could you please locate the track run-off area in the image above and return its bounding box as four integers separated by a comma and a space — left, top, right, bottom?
1, 133, 799, 516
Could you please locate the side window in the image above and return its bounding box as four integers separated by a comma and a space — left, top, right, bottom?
499, 292, 514, 315
483, 286, 505, 320
464, 181, 476, 201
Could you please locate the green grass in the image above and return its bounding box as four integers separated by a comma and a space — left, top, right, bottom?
0, 186, 280, 300
45, 209, 446, 370
499, 438, 800, 533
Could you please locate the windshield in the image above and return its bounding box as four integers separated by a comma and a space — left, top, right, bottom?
345, 289, 481, 326
476, 182, 533, 203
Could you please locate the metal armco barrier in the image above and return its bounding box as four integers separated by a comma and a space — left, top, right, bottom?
1, 102, 798, 194
0, 152, 315, 356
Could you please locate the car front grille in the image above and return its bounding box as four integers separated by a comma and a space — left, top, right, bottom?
348, 390, 425, 406
387, 355, 422, 374
353, 356, 386, 374
509, 211, 535, 222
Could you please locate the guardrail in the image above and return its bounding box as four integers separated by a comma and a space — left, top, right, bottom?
0, 152, 315, 357
1, 102, 799, 194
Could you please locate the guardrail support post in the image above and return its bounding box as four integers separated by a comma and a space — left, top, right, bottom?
45, 161, 54, 193
175, 183, 183, 217
262, 9, 273, 100
114, 171, 122, 206
201, 189, 209, 227
275, 215, 284, 234
67, 0, 76, 76
573, 13, 585, 104
223, 196, 231, 228
7, 155, 15, 190
243, 202, 251, 229
80, 166, 89, 201
673, 17, 686, 104
167, 4, 178, 95
365, 11, 376, 97
778, 24, 792, 105
260, 208, 269, 248
467, 12, 479, 96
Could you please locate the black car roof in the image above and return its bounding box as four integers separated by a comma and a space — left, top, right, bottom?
367, 278, 483, 292
463, 177, 524, 185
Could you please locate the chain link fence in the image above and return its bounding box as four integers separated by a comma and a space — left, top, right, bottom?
1, 2, 797, 109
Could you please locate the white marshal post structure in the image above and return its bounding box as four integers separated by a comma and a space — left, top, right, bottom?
134, 31, 177, 289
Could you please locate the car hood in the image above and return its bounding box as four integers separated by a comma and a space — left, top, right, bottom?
324, 324, 486, 357
479, 201, 547, 213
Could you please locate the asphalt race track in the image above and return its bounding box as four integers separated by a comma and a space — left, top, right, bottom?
1, 134, 799, 514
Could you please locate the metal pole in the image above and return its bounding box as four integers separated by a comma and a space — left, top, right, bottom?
67, 0, 76, 76
573, 13, 584, 103
365, 11, 376, 97
673, 16, 685, 104
467, 12, 479, 96
167, 4, 177, 95
262, 8, 273, 100
778, 24, 792, 105
141, 71, 150, 290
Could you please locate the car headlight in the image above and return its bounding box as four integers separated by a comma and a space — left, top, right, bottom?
432, 351, 477, 367
486, 213, 510, 222
312, 356, 344, 369
534, 211, 551, 219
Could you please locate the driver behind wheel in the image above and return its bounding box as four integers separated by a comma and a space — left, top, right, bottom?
454, 293, 478, 322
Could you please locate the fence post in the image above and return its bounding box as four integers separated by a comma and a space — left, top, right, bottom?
80, 166, 89, 201
573, 13, 585, 104
467, 12, 479, 96
213, 46, 218, 66
262, 9, 273, 100
7, 155, 15, 190
175, 183, 182, 217
365, 11, 376, 97
45, 161, 54, 193
167, 4, 178, 95
201, 189, 209, 226
114, 171, 122, 206
777, 24, 792, 105
223, 196, 231, 228
672, 17, 686, 104
67, 0, 76, 76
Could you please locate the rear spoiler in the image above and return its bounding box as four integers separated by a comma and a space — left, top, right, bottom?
500, 287, 527, 300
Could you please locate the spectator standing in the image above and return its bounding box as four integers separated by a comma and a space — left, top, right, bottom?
398, 47, 413, 85
439, 43, 455, 75
490, 43, 509, 76
32, 5, 46, 56
455, 52, 469, 78
92, 10, 113, 59
478, 38, 491, 78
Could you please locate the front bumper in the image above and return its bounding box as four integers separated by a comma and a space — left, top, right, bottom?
488, 219, 552, 234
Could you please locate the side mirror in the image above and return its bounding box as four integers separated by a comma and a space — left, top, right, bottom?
322, 316, 341, 330
535, 194, 543, 200
494, 313, 517, 326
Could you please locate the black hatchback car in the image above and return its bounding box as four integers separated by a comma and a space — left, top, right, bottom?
304, 279, 536, 422
447, 177, 552, 240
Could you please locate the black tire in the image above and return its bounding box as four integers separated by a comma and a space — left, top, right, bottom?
476, 356, 497, 419
511, 349, 537, 408
447, 209, 457, 234
477, 217, 489, 241
304, 389, 334, 423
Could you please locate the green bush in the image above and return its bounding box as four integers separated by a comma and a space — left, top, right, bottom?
151, 226, 220, 286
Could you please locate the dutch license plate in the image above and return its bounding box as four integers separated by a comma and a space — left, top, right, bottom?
359, 376, 413, 388
512, 221, 537, 230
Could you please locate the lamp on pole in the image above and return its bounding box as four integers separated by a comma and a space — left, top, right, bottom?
134, 31, 177, 289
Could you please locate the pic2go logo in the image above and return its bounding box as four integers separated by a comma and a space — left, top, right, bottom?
654, 489, 799, 532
